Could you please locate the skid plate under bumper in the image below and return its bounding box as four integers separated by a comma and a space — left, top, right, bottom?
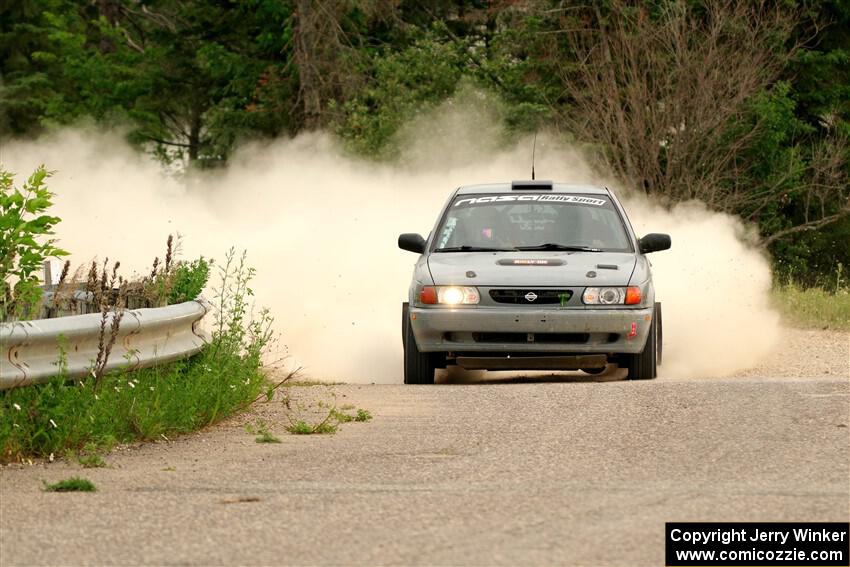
455, 354, 608, 371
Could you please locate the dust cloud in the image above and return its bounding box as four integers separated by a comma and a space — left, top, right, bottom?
0, 101, 780, 382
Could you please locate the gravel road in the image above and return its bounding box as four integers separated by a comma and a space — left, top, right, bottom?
1, 328, 848, 566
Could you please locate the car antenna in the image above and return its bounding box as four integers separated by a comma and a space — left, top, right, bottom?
531, 131, 537, 180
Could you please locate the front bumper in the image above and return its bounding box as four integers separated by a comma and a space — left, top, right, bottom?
409, 306, 653, 354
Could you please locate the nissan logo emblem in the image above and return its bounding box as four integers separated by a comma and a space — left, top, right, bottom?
524, 292, 538, 302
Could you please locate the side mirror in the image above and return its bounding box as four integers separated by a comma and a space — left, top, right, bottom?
398, 233, 426, 254
639, 233, 671, 254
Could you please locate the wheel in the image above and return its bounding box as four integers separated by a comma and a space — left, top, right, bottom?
582, 367, 606, 375
655, 302, 663, 367
623, 310, 658, 380
403, 308, 437, 384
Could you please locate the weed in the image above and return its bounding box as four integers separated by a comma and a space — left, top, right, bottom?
43, 477, 96, 492
327, 406, 372, 424
246, 420, 282, 443
286, 419, 339, 435
284, 404, 372, 435
255, 430, 281, 443
78, 453, 106, 468
330, 408, 353, 423
285, 421, 314, 435
312, 421, 338, 434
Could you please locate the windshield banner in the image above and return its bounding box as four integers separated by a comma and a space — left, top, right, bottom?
454, 194, 607, 207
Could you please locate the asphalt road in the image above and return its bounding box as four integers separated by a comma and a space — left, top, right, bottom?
2, 364, 848, 566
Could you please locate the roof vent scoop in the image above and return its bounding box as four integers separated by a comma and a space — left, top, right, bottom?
511, 180, 553, 191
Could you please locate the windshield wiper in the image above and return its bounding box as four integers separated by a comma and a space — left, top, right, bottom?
435, 245, 517, 252
513, 243, 603, 252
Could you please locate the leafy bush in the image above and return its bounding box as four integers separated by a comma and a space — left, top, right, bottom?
0, 166, 68, 321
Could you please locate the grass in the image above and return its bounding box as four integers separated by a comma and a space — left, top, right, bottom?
772, 283, 850, 331
0, 341, 268, 462
43, 477, 96, 492
0, 249, 276, 463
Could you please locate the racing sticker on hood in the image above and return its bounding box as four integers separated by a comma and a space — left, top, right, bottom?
454, 194, 607, 207
497, 258, 566, 266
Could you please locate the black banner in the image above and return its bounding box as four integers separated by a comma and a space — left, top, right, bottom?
666, 522, 849, 566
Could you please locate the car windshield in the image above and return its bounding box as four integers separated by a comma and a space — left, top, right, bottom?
433, 193, 632, 253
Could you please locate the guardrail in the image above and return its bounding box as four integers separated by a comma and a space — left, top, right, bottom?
0, 299, 211, 390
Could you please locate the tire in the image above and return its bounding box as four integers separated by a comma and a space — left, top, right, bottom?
623, 310, 658, 380
582, 367, 606, 375
655, 302, 663, 368
402, 302, 409, 349
403, 308, 437, 384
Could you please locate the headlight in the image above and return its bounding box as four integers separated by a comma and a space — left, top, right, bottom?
583, 286, 642, 305
419, 286, 480, 305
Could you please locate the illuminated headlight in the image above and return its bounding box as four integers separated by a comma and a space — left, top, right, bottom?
419, 286, 480, 305
583, 286, 642, 305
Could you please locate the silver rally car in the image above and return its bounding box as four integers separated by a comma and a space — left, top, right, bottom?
398, 180, 671, 384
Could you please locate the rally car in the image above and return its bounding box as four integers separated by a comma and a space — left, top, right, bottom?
398, 180, 671, 384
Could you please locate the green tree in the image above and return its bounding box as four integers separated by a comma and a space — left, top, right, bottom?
1, 1, 298, 166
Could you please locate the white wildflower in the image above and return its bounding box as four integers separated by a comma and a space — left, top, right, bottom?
13, 403, 21, 411
49, 419, 58, 429
128, 381, 136, 389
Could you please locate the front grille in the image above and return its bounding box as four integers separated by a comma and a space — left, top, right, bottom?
489, 289, 573, 305
471, 332, 589, 344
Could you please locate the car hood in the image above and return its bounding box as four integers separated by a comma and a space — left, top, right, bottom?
427, 251, 636, 286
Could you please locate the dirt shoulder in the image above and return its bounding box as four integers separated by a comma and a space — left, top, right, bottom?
737, 327, 849, 379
